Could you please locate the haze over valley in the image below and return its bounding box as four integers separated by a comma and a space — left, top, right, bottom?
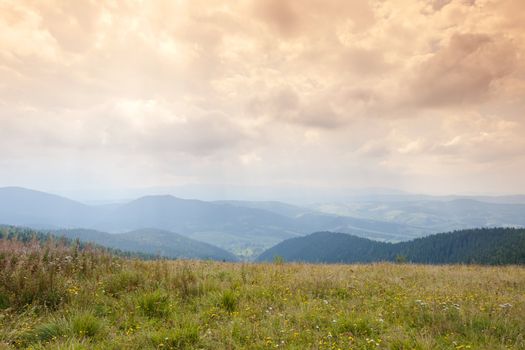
1, 186, 524, 260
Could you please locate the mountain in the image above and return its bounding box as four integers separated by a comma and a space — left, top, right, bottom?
311, 198, 525, 233
93, 195, 295, 233
213, 200, 312, 218
94, 195, 427, 255
0, 187, 101, 228
4, 187, 524, 260
55, 228, 238, 261
258, 231, 389, 263
90, 195, 302, 258
257, 228, 525, 265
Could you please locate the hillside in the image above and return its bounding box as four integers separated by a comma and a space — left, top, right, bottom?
0, 225, 155, 260
257, 228, 525, 264
56, 228, 238, 262
1, 238, 524, 349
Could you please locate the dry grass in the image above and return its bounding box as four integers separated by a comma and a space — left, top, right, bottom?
0, 240, 524, 349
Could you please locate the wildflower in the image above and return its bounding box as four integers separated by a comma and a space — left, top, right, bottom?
415, 299, 427, 307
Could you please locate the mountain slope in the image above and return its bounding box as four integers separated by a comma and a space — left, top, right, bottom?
257, 228, 525, 265
0, 187, 102, 228
56, 228, 238, 261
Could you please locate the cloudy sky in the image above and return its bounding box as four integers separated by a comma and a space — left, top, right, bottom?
1, 0, 524, 199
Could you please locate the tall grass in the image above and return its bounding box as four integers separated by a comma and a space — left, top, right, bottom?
0, 237, 118, 310
1, 238, 524, 349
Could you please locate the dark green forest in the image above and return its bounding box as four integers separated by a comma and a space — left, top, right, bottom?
257, 228, 525, 265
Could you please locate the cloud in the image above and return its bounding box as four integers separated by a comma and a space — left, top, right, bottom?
408, 33, 518, 107
0, 0, 524, 194
247, 87, 348, 129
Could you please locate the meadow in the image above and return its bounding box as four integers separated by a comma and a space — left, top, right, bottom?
0, 238, 524, 349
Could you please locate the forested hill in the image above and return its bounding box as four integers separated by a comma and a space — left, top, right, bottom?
0, 225, 154, 260
0, 226, 238, 261
257, 228, 525, 265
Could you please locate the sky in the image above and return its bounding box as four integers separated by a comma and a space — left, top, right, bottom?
1, 0, 524, 200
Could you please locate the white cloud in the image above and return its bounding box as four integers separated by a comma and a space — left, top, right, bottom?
0, 0, 524, 195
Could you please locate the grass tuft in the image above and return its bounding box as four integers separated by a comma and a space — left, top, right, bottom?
150, 324, 200, 349
71, 312, 104, 338
219, 289, 238, 313
104, 270, 144, 297
136, 290, 171, 318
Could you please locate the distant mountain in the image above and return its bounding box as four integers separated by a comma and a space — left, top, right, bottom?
257, 228, 525, 265
92, 195, 425, 254
93, 195, 295, 233
55, 228, 238, 261
311, 199, 525, 233
0, 188, 417, 258
3, 187, 525, 260
0, 187, 101, 228
214, 200, 312, 218
90, 195, 303, 258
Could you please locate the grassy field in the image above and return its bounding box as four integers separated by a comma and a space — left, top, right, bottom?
1, 239, 524, 349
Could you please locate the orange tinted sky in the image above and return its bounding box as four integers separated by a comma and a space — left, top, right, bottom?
0, 0, 524, 197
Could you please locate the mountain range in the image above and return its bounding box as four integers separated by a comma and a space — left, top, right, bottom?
1, 186, 525, 260
0, 187, 421, 258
